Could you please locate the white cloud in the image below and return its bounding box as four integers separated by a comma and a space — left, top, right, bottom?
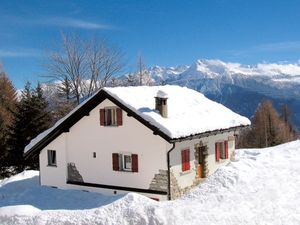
41, 17, 114, 30
0, 48, 40, 58
6, 15, 114, 30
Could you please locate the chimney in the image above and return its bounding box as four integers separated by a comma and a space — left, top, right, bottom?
155, 90, 168, 118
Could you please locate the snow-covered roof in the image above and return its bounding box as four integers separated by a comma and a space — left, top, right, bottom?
104, 85, 250, 138
24, 85, 250, 155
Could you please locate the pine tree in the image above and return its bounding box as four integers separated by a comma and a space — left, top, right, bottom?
31, 83, 53, 133
48, 78, 75, 121
0, 70, 17, 177
7, 82, 53, 171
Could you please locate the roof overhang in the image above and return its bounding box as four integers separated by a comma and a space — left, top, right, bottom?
169, 125, 249, 143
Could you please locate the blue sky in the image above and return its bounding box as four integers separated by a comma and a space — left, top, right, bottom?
1, 0, 300, 88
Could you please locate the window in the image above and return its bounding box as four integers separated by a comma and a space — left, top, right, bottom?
47, 150, 56, 166
123, 154, 132, 170
181, 149, 190, 172
105, 108, 117, 126
215, 141, 229, 162
100, 107, 122, 126
112, 153, 138, 172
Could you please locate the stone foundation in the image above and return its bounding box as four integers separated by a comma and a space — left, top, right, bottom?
67, 162, 84, 182
170, 171, 204, 199
149, 169, 168, 192
170, 171, 182, 199
230, 150, 236, 161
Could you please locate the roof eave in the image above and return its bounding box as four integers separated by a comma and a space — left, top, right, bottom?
169, 124, 249, 143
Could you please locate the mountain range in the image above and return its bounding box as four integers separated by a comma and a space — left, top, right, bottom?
147, 59, 300, 132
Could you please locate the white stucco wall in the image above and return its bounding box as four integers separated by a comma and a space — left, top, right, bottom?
39, 133, 67, 188
170, 131, 236, 189
39, 99, 168, 199
66, 183, 168, 201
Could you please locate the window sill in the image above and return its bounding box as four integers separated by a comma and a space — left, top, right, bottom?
180, 170, 191, 176
114, 170, 138, 173
216, 159, 228, 163
47, 164, 57, 167
103, 125, 120, 127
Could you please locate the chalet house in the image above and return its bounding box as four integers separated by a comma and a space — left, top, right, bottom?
24, 85, 250, 201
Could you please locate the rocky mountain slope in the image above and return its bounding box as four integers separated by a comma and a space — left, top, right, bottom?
148, 59, 300, 131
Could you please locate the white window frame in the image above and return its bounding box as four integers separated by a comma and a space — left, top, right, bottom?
218, 141, 226, 159
104, 107, 118, 126
122, 153, 132, 171
47, 150, 57, 166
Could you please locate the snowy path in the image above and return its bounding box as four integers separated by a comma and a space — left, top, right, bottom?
1, 140, 300, 225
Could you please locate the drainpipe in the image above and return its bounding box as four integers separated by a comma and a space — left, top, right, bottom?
167, 142, 176, 200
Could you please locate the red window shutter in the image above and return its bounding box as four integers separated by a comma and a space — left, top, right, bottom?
100, 109, 105, 126
181, 150, 186, 171
116, 108, 123, 126
186, 149, 190, 170
224, 141, 229, 159
215, 143, 220, 162
181, 149, 190, 171
112, 153, 119, 171
132, 154, 138, 172
215, 143, 218, 161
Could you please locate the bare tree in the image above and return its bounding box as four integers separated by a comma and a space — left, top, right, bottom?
45, 33, 124, 105
123, 55, 154, 86
83, 38, 124, 96
137, 55, 145, 85
137, 55, 154, 86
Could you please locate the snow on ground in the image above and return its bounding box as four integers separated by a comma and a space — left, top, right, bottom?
2, 140, 300, 225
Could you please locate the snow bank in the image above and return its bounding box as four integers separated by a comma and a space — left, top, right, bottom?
3, 140, 300, 225
0, 205, 40, 217
0, 170, 38, 187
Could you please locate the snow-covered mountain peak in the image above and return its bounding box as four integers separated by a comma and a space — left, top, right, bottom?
148, 65, 188, 80
187, 60, 300, 83
179, 59, 232, 79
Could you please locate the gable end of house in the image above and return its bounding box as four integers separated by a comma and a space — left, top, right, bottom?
24, 89, 173, 159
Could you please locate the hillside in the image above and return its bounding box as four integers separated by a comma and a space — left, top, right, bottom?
1, 140, 300, 224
